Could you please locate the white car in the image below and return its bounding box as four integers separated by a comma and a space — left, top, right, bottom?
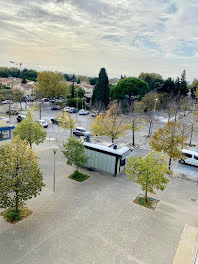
2, 100, 13, 104
73, 127, 91, 136
180, 149, 198, 167
79, 109, 89, 115
38, 120, 48, 128
64, 107, 71, 112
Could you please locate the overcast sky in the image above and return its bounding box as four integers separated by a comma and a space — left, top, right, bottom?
1, 0, 198, 81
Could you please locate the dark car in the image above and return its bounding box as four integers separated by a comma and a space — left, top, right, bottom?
51, 118, 59, 125
51, 105, 61, 110
69, 108, 78, 113
17, 115, 27, 122
6, 109, 19, 115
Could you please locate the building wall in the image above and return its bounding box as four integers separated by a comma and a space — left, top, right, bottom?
85, 148, 116, 174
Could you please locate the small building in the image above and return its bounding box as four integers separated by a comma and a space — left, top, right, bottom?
0, 117, 15, 140
84, 142, 132, 176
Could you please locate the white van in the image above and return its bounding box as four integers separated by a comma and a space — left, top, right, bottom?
180, 149, 198, 167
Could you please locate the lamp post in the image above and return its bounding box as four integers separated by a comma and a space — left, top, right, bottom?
52, 146, 58, 192
154, 98, 159, 113
76, 89, 78, 121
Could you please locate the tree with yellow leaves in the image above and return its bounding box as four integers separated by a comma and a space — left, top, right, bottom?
90, 103, 130, 143
56, 111, 76, 137
149, 121, 184, 169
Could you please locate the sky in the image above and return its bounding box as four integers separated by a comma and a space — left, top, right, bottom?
0, 0, 198, 81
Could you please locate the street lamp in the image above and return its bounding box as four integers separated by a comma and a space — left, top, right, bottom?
52, 146, 58, 192
154, 98, 159, 113
76, 89, 78, 121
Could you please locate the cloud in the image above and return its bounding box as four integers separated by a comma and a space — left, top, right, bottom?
0, 0, 198, 81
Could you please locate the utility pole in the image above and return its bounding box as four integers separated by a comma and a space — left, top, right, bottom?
76, 89, 78, 121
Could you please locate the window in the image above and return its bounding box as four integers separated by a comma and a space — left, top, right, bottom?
184, 153, 192, 158
194, 155, 198, 160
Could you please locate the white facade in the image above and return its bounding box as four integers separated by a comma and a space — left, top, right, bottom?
84, 143, 132, 176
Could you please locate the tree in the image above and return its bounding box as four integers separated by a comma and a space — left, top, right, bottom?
37, 71, 70, 98
92, 68, 109, 109
19, 69, 37, 81
180, 70, 188, 96
70, 74, 76, 82
74, 87, 85, 98
90, 103, 130, 143
0, 136, 44, 214
70, 82, 75, 98
130, 101, 144, 146
64, 74, 70, 81
63, 137, 88, 171
21, 78, 27, 84
12, 88, 25, 110
139, 72, 163, 91
56, 112, 76, 137
89, 77, 98, 85
14, 110, 46, 148
126, 151, 169, 203
149, 121, 184, 169
141, 92, 159, 137
77, 79, 81, 84
113, 77, 149, 104
8, 67, 20, 78
0, 67, 10, 77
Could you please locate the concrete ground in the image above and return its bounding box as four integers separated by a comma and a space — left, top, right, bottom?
1, 141, 198, 264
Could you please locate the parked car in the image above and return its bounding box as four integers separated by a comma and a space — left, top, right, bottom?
41, 98, 49, 102
79, 109, 89, 115
179, 149, 198, 167
73, 127, 91, 137
38, 120, 48, 128
2, 100, 13, 104
64, 107, 71, 112
51, 105, 61, 110
17, 115, 27, 122
49, 99, 55, 104
91, 111, 99, 117
51, 118, 59, 125
6, 109, 19, 115
69, 108, 78, 113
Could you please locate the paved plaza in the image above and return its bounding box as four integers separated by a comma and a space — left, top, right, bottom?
1, 141, 198, 264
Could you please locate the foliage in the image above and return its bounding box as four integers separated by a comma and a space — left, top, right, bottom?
139, 72, 163, 91
89, 77, 98, 85
63, 137, 88, 171
70, 74, 76, 82
69, 170, 90, 182
0, 136, 44, 213
92, 68, 109, 108
21, 78, 27, 84
74, 87, 85, 98
141, 92, 159, 112
0, 67, 10, 77
1, 206, 32, 223
64, 74, 70, 81
130, 101, 144, 145
149, 121, 185, 168
126, 151, 169, 202
112, 77, 149, 103
90, 103, 130, 143
13, 88, 25, 102
14, 110, 46, 148
56, 111, 76, 136
8, 67, 20, 78
19, 69, 37, 81
70, 82, 75, 98
37, 71, 70, 98
67, 98, 87, 109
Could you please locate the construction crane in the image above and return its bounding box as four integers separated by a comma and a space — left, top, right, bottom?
9, 61, 23, 72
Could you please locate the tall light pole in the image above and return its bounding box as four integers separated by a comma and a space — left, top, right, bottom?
52, 146, 58, 192
76, 89, 78, 121
154, 98, 158, 113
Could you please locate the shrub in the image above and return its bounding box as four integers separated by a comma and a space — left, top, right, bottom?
4, 208, 21, 223
69, 170, 90, 182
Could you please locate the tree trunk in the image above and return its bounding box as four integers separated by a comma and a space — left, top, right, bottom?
20, 101, 22, 111
132, 121, 135, 146
30, 142, 32, 149
189, 124, 193, 146
15, 192, 19, 214
145, 189, 148, 203
169, 158, 172, 170
148, 119, 152, 137
70, 128, 72, 137
112, 137, 114, 143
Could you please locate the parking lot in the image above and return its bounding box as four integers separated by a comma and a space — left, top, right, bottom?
1, 102, 198, 264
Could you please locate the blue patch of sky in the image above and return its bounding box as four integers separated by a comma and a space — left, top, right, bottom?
166, 3, 178, 14
177, 45, 198, 57
133, 36, 159, 50
103, 35, 121, 42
